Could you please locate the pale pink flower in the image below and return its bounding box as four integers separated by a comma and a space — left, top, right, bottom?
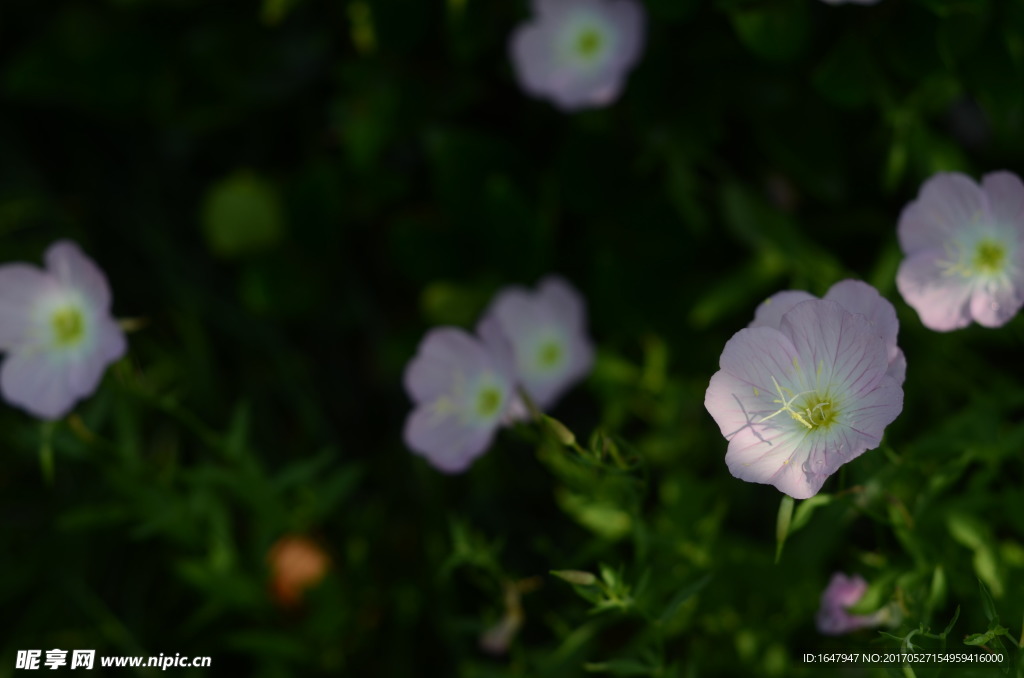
816, 573, 887, 635
896, 171, 1024, 330
509, 0, 646, 111
751, 280, 905, 386
705, 299, 903, 499
0, 241, 126, 420
403, 323, 517, 473
478, 276, 594, 411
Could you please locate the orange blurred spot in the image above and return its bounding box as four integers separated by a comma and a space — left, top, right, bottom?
267, 535, 330, 607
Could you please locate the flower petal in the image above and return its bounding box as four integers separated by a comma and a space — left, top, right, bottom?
778, 299, 888, 397
749, 290, 816, 330
1, 351, 76, 420
707, 328, 823, 497
509, 22, 558, 101
404, 328, 492, 404
887, 347, 906, 386
981, 171, 1024, 228
969, 278, 1024, 328
481, 279, 593, 410
897, 172, 986, 254
403, 403, 496, 473
724, 420, 818, 499
510, 0, 644, 111
605, 0, 645, 70
838, 374, 903, 447
476, 315, 518, 385
537, 275, 587, 330
896, 248, 974, 331
44, 240, 113, 311
824, 279, 901, 375
816, 573, 879, 636
0, 264, 52, 349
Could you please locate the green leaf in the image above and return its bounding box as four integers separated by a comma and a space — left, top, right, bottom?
39, 421, 56, 486
847, 572, 898, 615
583, 659, 655, 676
556, 489, 632, 541
927, 566, 947, 617
775, 495, 794, 564
790, 494, 833, 533
942, 606, 961, 638
659, 574, 712, 624
729, 0, 808, 62
979, 578, 998, 622
963, 626, 1009, 646
273, 448, 336, 492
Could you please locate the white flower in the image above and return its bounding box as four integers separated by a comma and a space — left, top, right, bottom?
896, 171, 1024, 330
0, 240, 126, 419
509, 0, 646, 111
479, 275, 594, 411
403, 324, 518, 473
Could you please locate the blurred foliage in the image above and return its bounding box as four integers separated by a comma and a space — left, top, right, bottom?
0, 0, 1023, 676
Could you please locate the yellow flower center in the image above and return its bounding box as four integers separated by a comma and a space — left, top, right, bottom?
759, 376, 837, 432
538, 341, 563, 368
795, 394, 836, 431
476, 386, 503, 418
972, 239, 1006, 274
52, 307, 85, 347
576, 29, 603, 58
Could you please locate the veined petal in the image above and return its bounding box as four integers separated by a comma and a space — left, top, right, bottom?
778, 300, 888, 397
896, 248, 974, 331
716, 326, 802, 398
711, 300, 902, 499
838, 374, 903, 446
824, 280, 899, 352
724, 422, 817, 499
749, 290, 815, 330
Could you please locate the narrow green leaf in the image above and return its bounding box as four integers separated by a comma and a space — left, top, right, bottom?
941, 605, 960, 638
979, 578, 998, 622
775, 495, 794, 564
659, 573, 712, 624
584, 659, 654, 676
40, 421, 56, 486
790, 493, 833, 533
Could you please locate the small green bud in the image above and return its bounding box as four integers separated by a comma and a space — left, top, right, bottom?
550, 570, 598, 586
544, 416, 576, 447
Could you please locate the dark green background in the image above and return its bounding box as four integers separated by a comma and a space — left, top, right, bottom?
1, 0, 1023, 676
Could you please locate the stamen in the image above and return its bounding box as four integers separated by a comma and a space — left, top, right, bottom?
757, 375, 815, 430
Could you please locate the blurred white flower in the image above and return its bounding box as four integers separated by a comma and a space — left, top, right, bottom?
509, 0, 646, 111
0, 240, 126, 420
